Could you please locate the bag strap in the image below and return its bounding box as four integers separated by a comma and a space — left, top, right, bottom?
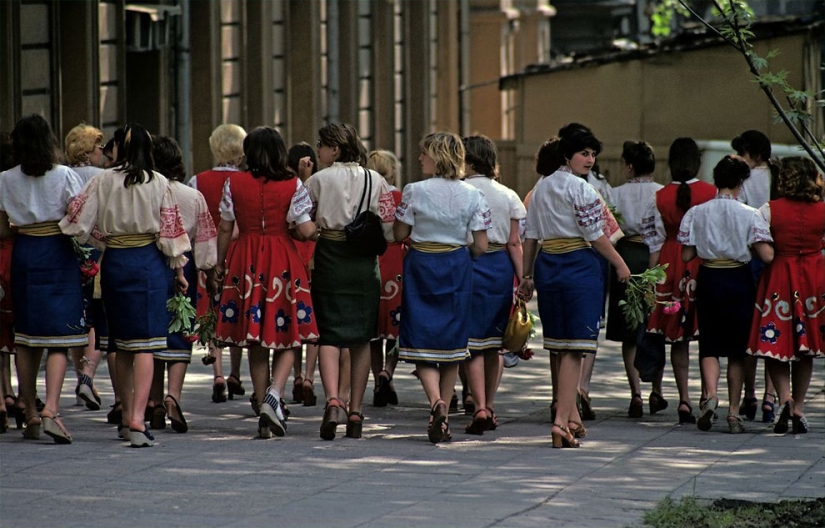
355, 167, 371, 217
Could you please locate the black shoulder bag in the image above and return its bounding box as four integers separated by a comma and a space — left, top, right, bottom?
344, 168, 387, 257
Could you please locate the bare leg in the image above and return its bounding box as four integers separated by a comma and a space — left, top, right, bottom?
384, 339, 398, 378
107, 351, 119, 403
128, 352, 155, 431
166, 361, 188, 402
555, 352, 583, 426
726, 356, 744, 418
304, 343, 319, 382
766, 358, 791, 407
791, 357, 814, 416
339, 347, 351, 406
229, 346, 243, 380
578, 352, 595, 395
211, 343, 225, 387
671, 341, 692, 412
318, 345, 341, 402
417, 362, 459, 413
621, 342, 641, 397
550, 351, 560, 404
43, 349, 68, 417
741, 354, 758, 403
347, 342, 371, 415
149, 359, 165, 410
700, 356, 720, 401
247, 345, 270, 408
484, 351, 502, 412
465, 353, 487, 419
15, 345, 42, 420
115, 351, 133, 428
370, 340, 384, 389
270, 347, 296, 396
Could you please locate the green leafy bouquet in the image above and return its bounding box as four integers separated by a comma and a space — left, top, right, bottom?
618, 264, 668, 331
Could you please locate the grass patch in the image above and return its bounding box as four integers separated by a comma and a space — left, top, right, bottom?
638, 496, 825, 528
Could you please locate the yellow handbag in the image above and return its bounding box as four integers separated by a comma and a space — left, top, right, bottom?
502, 298, 533, 352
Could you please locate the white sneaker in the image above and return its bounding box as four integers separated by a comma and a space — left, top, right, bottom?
260, 392, 286, 437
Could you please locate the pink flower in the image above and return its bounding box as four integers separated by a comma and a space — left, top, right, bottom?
662, 301, 681, 315
184, 334, 199, 343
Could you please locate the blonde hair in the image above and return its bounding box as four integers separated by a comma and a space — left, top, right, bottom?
367, 149, 400, 186
64, 123, 103, 165
420, 131, 464, 180
209, 124, 247, 165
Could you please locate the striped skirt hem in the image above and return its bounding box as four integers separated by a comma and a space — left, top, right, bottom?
114, 337, 167, 353
543, 337, 597, 353
153, 349, 193, 363
399, 347, 470, 363
468, 336, 503, 351
15, 333, 88, 348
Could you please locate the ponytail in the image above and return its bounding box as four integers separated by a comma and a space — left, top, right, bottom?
676, 181, 692, 213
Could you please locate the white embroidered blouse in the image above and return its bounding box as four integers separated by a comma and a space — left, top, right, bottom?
169, 181, 218, 270
677, 194, 773, 262
59, 169, 191, 268
395, 177, 491, 245
612, 176, 663, 237
306, 162, 395, 235
464, 175, 525, 245
524, 167, 606, 242
0, 165, 84, 225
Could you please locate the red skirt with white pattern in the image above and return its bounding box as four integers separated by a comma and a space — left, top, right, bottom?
377, 242, 404, 339
646, 238, 699, 342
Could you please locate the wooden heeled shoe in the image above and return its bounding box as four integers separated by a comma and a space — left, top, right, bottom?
551, 423, 580, 448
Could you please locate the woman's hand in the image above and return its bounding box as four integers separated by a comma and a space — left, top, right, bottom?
614, 263, 631, 283
517, 278, 534, 301
175, 268, 189, 292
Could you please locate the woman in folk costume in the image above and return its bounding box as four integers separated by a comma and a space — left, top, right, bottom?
64, 123, 108, 412
212, 127, 318, 438
287, 141, 321, 407
731, 129, 781, 423
61, 123, 191, 448
0, 115, 88, 444
747, 156, 825, 435
518, 128, 630, 448
462, 135, 525, 435
189, 124, 248, 405
306, 123, 393, 441
394, 131, 490, 443
366, 149, 404, 408
148, 136, 217, 433
605, 141, 665, 419
641, 138, 716, 424
678, 155, 773, 434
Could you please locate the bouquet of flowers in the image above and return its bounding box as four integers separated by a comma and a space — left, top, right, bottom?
618, 264, 669, 331
72, 238, 99, 284
167, 291, 219, 346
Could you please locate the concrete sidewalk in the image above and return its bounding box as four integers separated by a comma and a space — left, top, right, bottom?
1, 329, 823, 528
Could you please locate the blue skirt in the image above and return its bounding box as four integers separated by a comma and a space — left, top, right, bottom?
398, 247, 472, 363
535, 248, 602, 354
156, 251, 197, 363
467, 250, 514, 353
101, 244, 172, 353
11, 234, 88, 348
696, 265, 754, 359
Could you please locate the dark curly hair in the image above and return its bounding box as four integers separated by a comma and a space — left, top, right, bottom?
713, 155, 750, 190
621, 140, 655, 176
152, 136, 186, 183
10, 114, 62, 177
776, 157, 822, 202
534, 136, 562, 176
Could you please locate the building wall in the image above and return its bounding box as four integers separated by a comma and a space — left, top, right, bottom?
503, 32, 821, 197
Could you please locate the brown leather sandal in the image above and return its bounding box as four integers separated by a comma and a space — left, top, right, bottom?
320, 397, 344, 440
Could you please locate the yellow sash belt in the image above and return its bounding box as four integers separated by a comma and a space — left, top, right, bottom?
319, 229, 346, 241
107, 233, 156, 248
486, 242, 506, 253
702, 258, 744, 268
541, 237, 590, 254
623, 234, 644, 244
18, 221, 61, 236
410, 241, 462, 253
